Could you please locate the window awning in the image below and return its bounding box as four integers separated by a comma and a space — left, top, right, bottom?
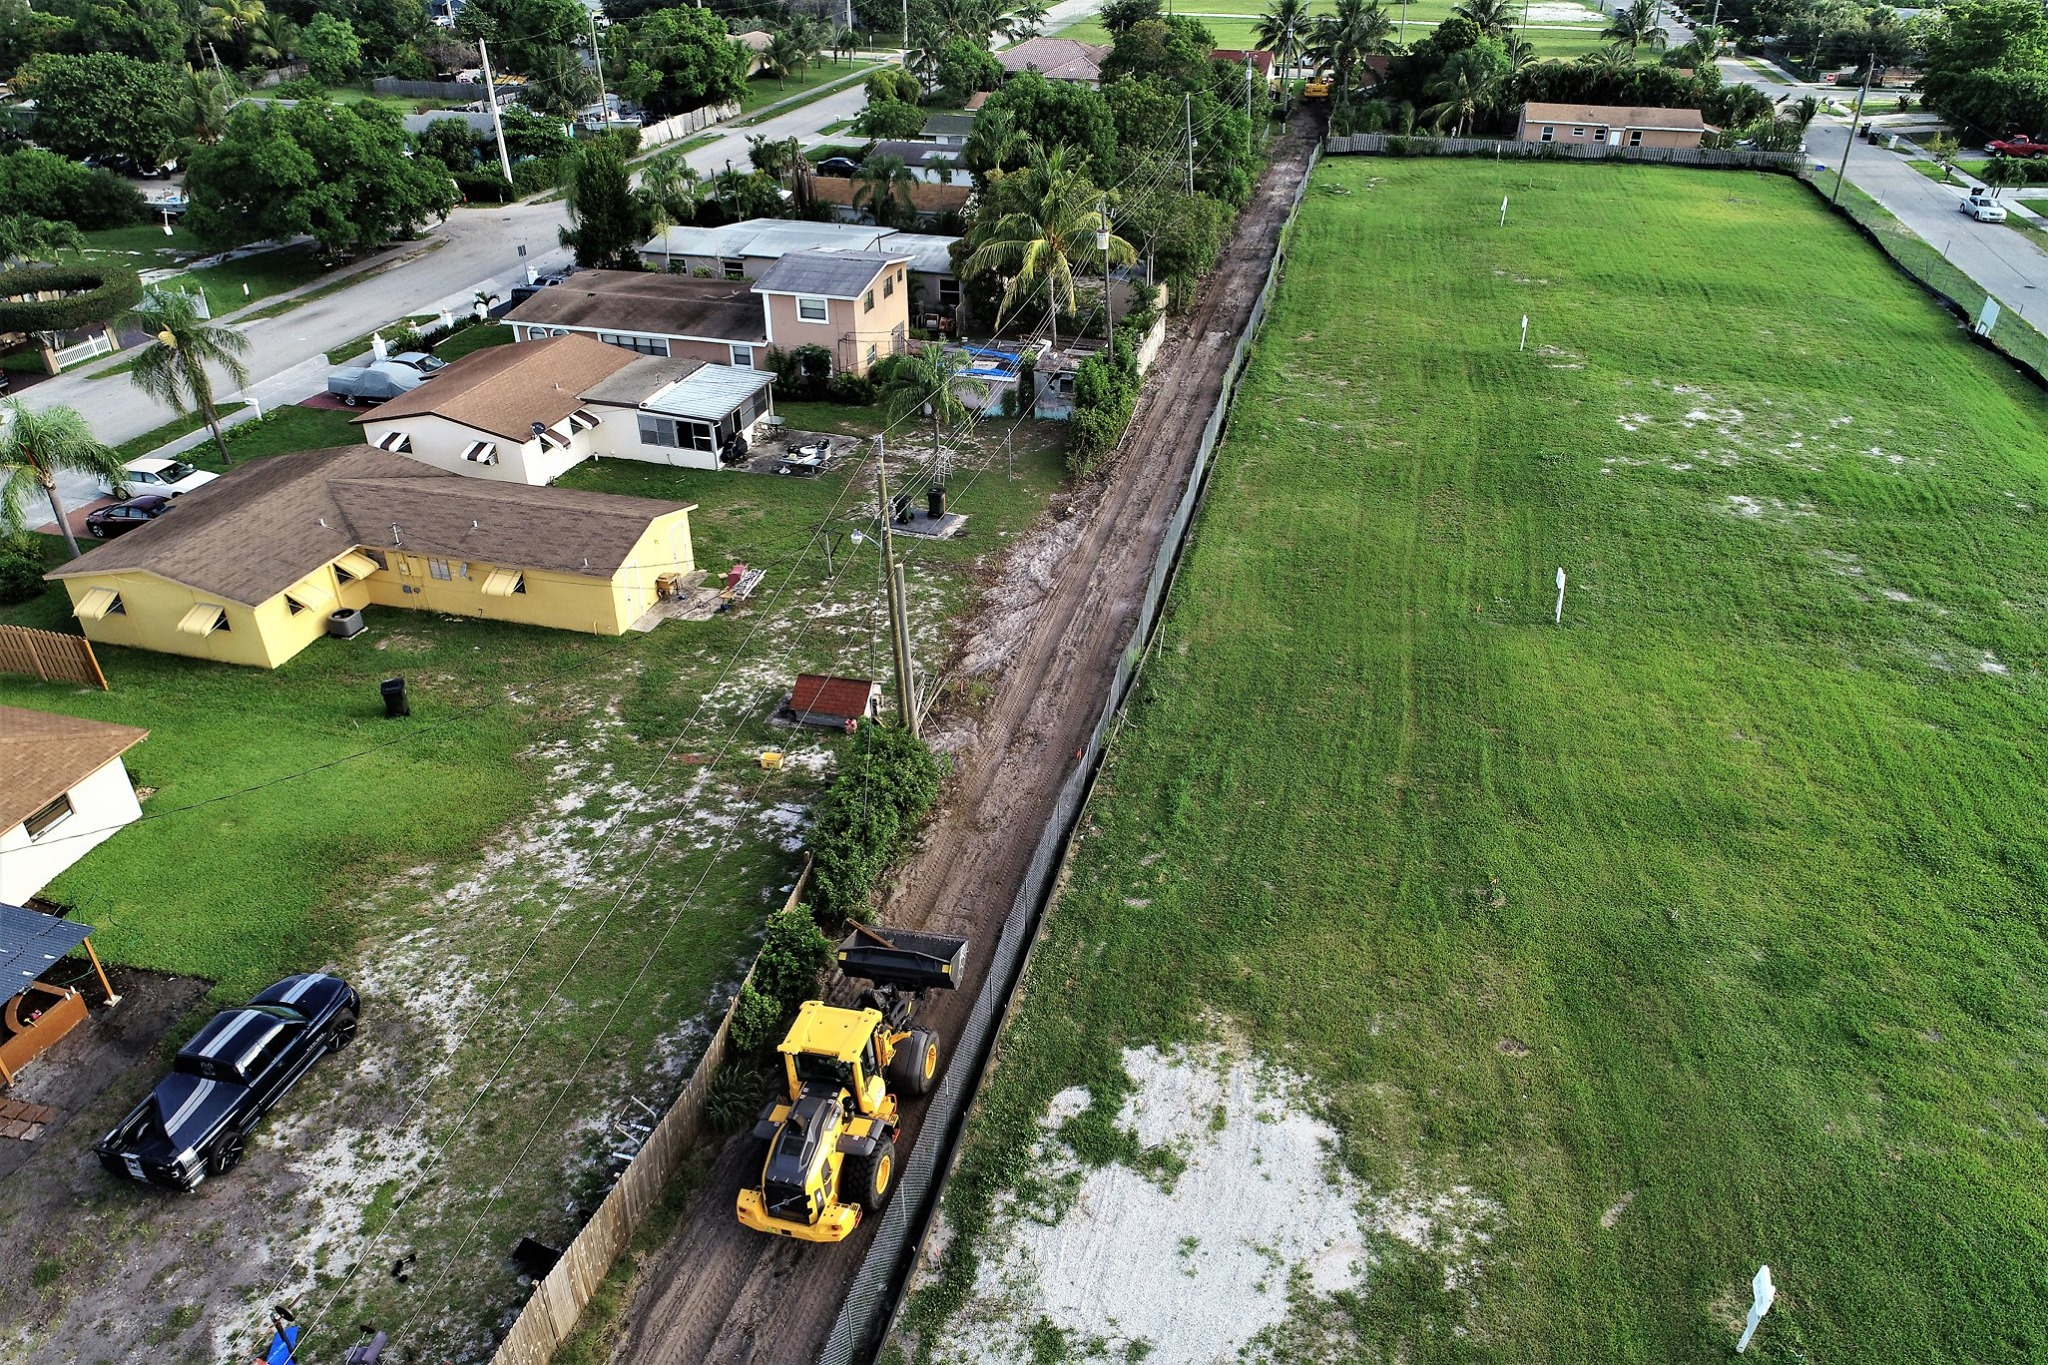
73, 587, 120, 621
176, 603, 225, 636
333, 551, 380, 581
286, 583, 336, 614
567, 408, 601, 432
375, 430, 413, 452
462, 440, 499, 464
534, 430, 565, 451
480, 569, 524, 598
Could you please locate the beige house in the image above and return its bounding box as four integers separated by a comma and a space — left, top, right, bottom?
0, 707, 148, 906
46, 447, 698, 668
1515, 103, 1713, 148
752, 250, 911, 375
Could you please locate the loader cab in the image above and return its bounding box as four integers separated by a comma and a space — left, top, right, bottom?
778, 1001, 888, 1115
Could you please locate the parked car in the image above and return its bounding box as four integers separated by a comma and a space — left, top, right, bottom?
815, 156, 860, 177
1961, 188, 2009, 223
327, 360, 425, 405
386, 350, 447, 375
95, 973, 360, 1191
85, 494, 174, 538
1987, 134, 2048, 158
99, 456, 219, 500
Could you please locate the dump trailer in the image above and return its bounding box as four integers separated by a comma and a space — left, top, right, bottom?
736, 927, 968, 1242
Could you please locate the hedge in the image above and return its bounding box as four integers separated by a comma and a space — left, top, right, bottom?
0, 264, 142, 333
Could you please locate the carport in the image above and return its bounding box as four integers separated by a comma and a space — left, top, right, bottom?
0, 901, 118, 1087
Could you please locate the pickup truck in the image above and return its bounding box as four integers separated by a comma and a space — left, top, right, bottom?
1961, 188, 2009, 223
95, 973, 359, 1190
1987, 134, 2048, 158
327, 360, 424, 405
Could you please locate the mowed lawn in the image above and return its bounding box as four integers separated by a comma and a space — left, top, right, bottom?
916, 159, 2048, 1361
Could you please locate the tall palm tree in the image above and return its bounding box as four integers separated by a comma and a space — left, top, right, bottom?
637, 151, 698, 268
171, 67, 237, 148
854, 154, 918, 228
0, 401, 126, 561
126, 289, 251, 469
247, 9, 298, 64
1422, 56, 1495, 135
882, 343, 984, 484
1254, 0, 1314, 110
1451, 0, 1516, 38
1602, 0, 1665, 52
766, 31, 807, 87
1009, 0, 1051, 40
201, 0, 265, 51
833, 25, 860, 64
1310, 0, 1397, 99
962, 105, 1029, 179
965, 148, 1134, 350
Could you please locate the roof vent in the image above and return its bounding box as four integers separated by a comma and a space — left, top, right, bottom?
318, 517, 328, 528
391, 524, 402, 547
472, 519, 480, 529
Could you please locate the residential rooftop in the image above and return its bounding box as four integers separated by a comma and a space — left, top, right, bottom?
46, 447, 694, 605
0, 707, 149, 833
1519, 102, 1713, 131
504, 272, 769, 346
754, 250, 909, 300
362, 333, 643, 443
995, 36, 1109, 82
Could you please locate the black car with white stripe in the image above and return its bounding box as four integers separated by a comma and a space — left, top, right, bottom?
94, 973, 360, 1191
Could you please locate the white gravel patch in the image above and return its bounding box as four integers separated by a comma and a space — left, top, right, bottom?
931, 1043, 1495, 1363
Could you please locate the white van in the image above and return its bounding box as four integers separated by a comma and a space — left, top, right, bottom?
1961, 188, 2009, 223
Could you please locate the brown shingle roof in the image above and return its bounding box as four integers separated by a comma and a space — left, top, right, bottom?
996, 37, 1108, 82
46, 447, 693, 605
0, 706, 147, 833
504, 273, 769, 350
362, 333, 644, 443
1519, 102, 1710, 132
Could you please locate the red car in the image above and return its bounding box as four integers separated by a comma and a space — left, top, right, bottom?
1988, 134, 2048, 158
86, 494, 174, 539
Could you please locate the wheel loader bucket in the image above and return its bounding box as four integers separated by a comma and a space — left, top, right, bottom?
836, 926, 969, 992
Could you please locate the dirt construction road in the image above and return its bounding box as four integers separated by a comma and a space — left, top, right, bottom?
613, 112, 1323, 1365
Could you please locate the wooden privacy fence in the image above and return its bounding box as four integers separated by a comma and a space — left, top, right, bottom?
489, 856, 812, 1365
638, 101, 741, 149
0, 625, 107, 689
1325, 132, 1802, 171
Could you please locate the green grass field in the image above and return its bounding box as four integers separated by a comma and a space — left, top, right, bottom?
1061, 12, 1611, 56
908, 159, 2048, 1363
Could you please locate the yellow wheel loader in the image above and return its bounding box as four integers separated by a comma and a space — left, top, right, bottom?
736, 926, 967, 1243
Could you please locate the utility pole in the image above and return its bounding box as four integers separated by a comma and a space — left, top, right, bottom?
478, 40, 515, 185
1832, 49, 1874, 207
1098, 195, 1114, 356
588, 11, 609, 129
1707, 0, 1721, 51
903, 0, 909, 51
1184, 93, 1195, 194
1245, 53, 1255, 152
876, 437, 919, 737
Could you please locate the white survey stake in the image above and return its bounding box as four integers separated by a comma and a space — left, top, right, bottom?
1554, 567, 1565, 624
1736, 1264, 1776, 1353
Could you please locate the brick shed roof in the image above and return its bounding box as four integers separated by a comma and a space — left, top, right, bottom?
791, 674, 880, 722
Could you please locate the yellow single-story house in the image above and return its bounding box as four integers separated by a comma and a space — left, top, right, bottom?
46, 446, 698, 669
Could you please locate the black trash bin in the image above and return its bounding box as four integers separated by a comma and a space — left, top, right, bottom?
380, 676, 410, 719
892, 492, 912, 523
928, 486, 947, 519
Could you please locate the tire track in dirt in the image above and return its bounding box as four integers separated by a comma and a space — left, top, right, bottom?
612, 112, 1322, 1365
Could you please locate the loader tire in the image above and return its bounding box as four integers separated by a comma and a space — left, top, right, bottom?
889, 1029, 940, 1098
849, 1132, 897, 1214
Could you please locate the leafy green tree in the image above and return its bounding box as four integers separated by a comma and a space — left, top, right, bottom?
0, 400, 124, 561
976, 72, 1117, 177
606, 5, 749, 118
14, 52, 179, 164
1602, 0, 1667, 52
966, 146, 1132, 348
41, 0, 187, 64
301, 12, 363, 83
0, 0, 73, 69
559, 137, 647, 269
864, 65, 922, 103
962, 103, 1029, 182
1422, 41, 1509, 133
413, 117, 479, 173
184, 99, 456, 255
1100, 0, 1162, 34
854, 153, 918, 228
935, 35, 1002, 102
127, 288, 252, 469
855, 97, 929, 138
0, 149, 143, 229
1100, 15, 1216, 87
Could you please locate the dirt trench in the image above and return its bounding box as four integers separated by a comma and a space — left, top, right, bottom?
610, 112, 1324, 1365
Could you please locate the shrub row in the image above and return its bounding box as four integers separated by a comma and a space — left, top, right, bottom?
1067, 336, 1140, 478
806, 724, 945, 924
0, 264, 142, 334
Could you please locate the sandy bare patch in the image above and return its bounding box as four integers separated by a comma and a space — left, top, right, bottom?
929, 1043, 1496, 1363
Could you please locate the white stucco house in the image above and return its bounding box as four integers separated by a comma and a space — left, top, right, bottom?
0, 706, 149, 906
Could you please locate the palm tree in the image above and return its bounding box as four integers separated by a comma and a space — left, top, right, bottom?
854, 154, 918, 228
0, 215, 85, 266
766, 31, 807, 88
1310, 0, 1396, 100
637, 151, 697, 267
202, 0, 265, 51
1009, 0, 1051, 40
1502, 31, 1536, 75
1579, 41, 1637, 73
833, 25, 860, 64
1602, 0, 1665, 53
962, 105, 1029, 179
1422, 55, 1495, 135
965, 148, 1134, 350
126, 289, 251, 469
171, 67, 236, 148
882, 343, 984, 484
1254, 0, 1314, 110
1451, 0, 1515, 38
247, 10, 298, 64
0, 401, 126, 561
